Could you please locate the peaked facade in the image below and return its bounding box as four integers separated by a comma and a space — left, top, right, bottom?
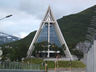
27, 6, 73, 60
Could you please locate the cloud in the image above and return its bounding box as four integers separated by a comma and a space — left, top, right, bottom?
19, 0, 96, 19
0, 8, 41, 38
0, 0, 96, 38
13, 32, 29, 38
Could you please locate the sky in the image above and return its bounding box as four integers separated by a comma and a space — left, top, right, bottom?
0, 0, 96, 38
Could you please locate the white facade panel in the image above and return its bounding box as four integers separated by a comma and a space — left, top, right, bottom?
87, 40, 96, 72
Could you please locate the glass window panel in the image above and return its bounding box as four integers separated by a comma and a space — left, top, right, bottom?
36, 23, 61, 47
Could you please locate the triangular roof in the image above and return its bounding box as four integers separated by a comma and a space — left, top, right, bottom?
27, 6, 73, 60
43, 6, 55, 22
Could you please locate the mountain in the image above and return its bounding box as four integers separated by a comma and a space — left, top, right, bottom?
0, 32, 20, 45
1, 5, 96, 61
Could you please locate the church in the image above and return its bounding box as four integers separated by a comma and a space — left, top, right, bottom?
27, 6, 73, 60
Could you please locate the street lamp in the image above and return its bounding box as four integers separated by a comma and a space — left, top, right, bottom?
0, 14, 12, 20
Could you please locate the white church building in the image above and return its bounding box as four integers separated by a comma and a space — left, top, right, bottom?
27, 6, 73, 60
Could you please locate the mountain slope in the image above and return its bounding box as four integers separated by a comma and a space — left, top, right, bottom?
58, 5, 96, 49
0, 32, 20, 45
1, 5, 96, 61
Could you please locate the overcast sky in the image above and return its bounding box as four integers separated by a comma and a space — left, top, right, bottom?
0, 0, 96, 38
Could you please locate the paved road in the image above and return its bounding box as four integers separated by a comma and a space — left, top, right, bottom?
48, 70, 85, 72
48, 68, 86, 72
0, 69, 45, 72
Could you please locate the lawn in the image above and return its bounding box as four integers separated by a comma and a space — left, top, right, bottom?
24, 58, 86, 69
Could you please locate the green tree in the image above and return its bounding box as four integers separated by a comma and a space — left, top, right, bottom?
73, 50, 84, 60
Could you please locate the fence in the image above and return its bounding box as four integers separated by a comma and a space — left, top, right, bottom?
0, 62, 45, 72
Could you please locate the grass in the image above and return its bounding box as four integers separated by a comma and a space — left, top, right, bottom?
24, 58, 43, 64
24, 58, 86, 69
